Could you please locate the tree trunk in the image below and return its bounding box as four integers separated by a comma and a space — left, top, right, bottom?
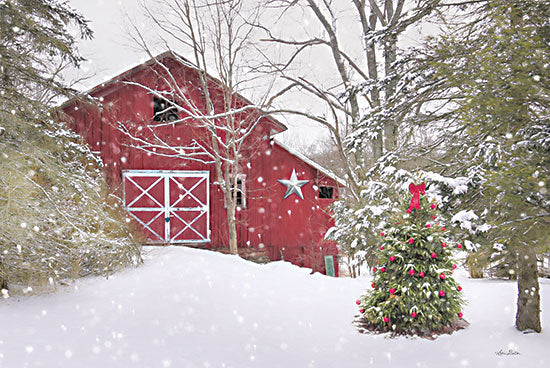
0, 259, 7, 291
361, 6, 383, 163
226, 191, 239, 255
515, 247, 542, 332
466, 254, 485, 278
228, 212, 238, 255
383, 32, 398, 153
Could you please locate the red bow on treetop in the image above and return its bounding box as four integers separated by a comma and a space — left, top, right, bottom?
408, 182, 426, 213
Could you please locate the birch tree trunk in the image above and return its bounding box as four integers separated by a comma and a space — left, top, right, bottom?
227, 204, 239, 255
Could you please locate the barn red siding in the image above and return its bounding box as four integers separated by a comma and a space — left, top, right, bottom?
61, 54, 341, 276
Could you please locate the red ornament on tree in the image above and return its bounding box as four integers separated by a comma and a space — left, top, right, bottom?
381, 232, 386, 237
419, 271, 425, 278
431, 252, 437, 259
432, 215, 436, 220
439, 290, 445, 297
389, 256, 396, 262
440, 273, 446, 280
383, 316, 389, 323
380, 245, 384, 250
458, 312, 463, 318
389, 288, 396, 294
356, 299, 361, 305
457, 286, 462, 291
452, 264, 457, 270
431, 203, 437, 209
360, 308, 365, 314
441, 227, 446, 231
442, 242, 447, 248
408, 238, 414, 244
371, 283, 376, 288
372, 267, 377, 272
380, 267, 386, 272
457, 243, 463, 249
411, 312, 417, 318
408, 269, 415, 276
426, 223, 431, 228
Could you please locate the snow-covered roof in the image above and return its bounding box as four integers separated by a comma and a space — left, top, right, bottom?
273, 139, 346, 187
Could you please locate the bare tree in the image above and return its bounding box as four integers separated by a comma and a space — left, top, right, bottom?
121, 0, 275, 254
261, 0, 446, 200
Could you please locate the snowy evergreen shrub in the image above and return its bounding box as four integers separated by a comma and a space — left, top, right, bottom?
0, 114, 141, 293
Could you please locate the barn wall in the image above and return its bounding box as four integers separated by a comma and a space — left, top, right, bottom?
244, 140, 339, 275
62, 57, 340, 276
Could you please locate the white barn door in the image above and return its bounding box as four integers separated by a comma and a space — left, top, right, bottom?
123, 170, 210, 243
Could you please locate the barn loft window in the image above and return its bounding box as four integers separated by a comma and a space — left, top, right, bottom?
153, 96, 178, 122
231, 175, 246, 208
319, 186, 334, 199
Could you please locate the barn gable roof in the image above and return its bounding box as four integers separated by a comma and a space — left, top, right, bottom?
273, 139, 346, 187
60, 50, 287, 134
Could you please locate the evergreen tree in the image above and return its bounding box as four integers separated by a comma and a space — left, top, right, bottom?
0, 0, 140, 294
425, 0, 549, 332
356, 182, 465, 334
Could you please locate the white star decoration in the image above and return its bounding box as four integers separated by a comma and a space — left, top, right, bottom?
278, 169, 309, 200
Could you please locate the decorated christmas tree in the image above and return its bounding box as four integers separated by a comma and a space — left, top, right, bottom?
356, 182, 466, 335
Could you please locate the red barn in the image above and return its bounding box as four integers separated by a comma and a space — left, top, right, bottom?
61, 51, 343, 276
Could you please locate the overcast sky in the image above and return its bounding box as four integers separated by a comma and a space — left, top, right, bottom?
66, 1, 148, 87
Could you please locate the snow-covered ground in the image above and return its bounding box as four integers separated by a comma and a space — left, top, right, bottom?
0, 247, 548, 368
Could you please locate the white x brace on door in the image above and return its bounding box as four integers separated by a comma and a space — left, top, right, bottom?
122, 170, 210, 243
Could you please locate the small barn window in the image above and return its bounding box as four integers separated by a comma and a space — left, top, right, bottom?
153, 97, 178, 122
231, 175, 246, 208
319, 186, 334, 199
